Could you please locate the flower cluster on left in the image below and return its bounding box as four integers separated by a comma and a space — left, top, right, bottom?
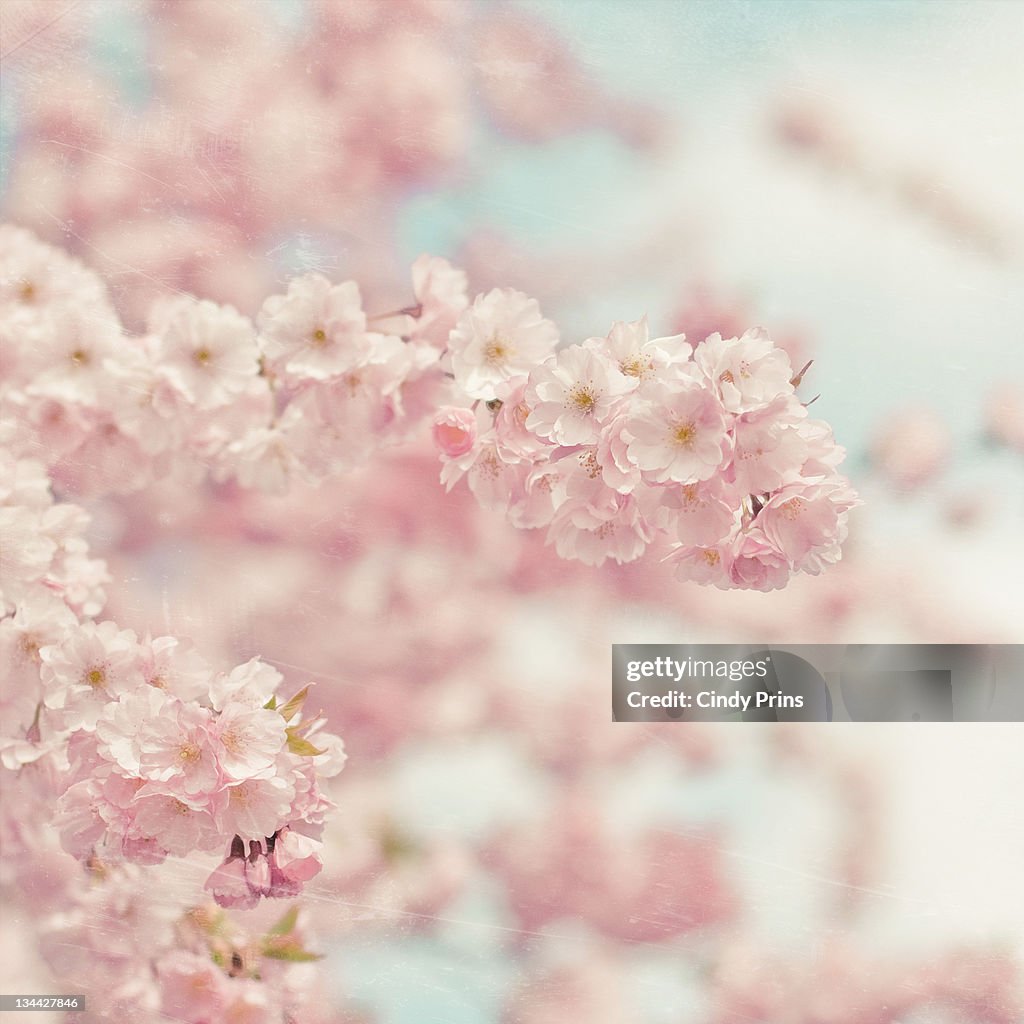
1, 446, 345, 898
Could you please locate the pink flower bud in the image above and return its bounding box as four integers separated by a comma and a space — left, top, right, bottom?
204, 855, 258, 910
244, 848, 272, 897
272, 827, 323, 884
432, 406, 477, 457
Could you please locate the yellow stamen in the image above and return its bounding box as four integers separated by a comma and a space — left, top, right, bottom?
483, 335, 512, 365
567, 383, 598, 414
673, 421, 697, 447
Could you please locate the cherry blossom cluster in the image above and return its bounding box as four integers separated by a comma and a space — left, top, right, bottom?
437, 295, 859, 587
0, 224, 454, 496
2, 224, 857, 588
0, 445, 345, 913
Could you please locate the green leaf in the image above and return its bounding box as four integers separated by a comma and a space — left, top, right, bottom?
263, 696, 277, 710
268, 905, 299, 936
261, 937, 323, 962
286, 725, 324, 757
278, 685, 310, 723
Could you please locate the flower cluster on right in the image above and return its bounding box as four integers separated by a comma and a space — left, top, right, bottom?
437, 297, 860, 588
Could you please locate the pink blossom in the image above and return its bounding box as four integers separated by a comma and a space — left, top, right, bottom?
130, 793, 218, 857
493, 383, 550, 462
215, 776, 296, 841
154, 296, 260, 409
525, 343, 632, 445
666, 541, 733, 587
655, 479, 739, 546
624, 380, 732, 483
209, 657, 283, 711
136, 700, 220, 798
39, 621, 143, 731
584, 315, 691, 387
410, 254, 468, 348
548, 485, 653, 567
729, 395, 809, 494
432, 406, 478, 457
158, 951, 227, 1022
728, 528, 790, 591
95, 687, 169, 774
448, 288, 558, 400
214, 703, 287, 782
204, 843, 259, 910
758, 480, 859, 568
694, 327, 794, 413
136, 635, 211, 702
257, 274, 373, 382
272, 827, 324, 884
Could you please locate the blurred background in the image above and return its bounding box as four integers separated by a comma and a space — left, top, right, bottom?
2, 1, 1023, 1020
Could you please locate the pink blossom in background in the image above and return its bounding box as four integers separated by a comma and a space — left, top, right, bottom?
869, 406, 951, 490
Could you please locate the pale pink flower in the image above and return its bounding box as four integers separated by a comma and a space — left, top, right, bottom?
95, 687, 169, 775
729, 395, 808, 494
257, 274, 373, 381
272, 826, 324, 884
525, 343, 632, 445
440, 435, 529, 513
799, 417, 848, 477
54, 779, 109, 860
624, 380, 731, 483
136, 635, 211, 702
215, 776, 296, 841
432, 406, 478, 457
0, 506, 56, 610
694, 328, 794, 413
0, 223, 114, 318
548, 493, 652, 567
758, 480, 858, 568
158, 951, 227, 1023
154, 296, 260, 409
666, 542, 733, 587
509, 463, 562, 529
244, 845, 273, 897
728, 528, 790, 591
21, 307, 124, 405
448, 288, 558, 400
595, 414, 642, 492
214, 703, 287, 782
493, 383, 550, 462
130, 793, 219, 857
654, 479, 739, 546
137, 700, 220, 798
410, 254, 468, 347
209, 657, 283, 712
584, 315, 691, 387
204, 843, 259, 910
39, 622, 143, 731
